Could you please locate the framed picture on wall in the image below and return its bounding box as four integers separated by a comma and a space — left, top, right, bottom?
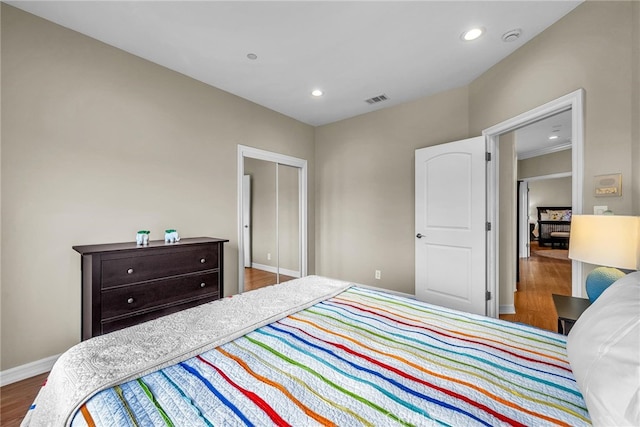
594, 173, 622, 197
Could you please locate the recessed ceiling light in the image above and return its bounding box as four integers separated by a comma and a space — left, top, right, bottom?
246, 53, 258, 60
461, 27, 484, 41
311, 89, 324, 97
549, 135, 559, 140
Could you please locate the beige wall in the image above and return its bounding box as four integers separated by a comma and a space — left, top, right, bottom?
0, 5, 3, 360
528, 178, 573, 220
470, 1, 637, 217
0, 5, 3, 364
633, 1, 640, 215
315, 87, 469, 294
498, 133, 517, 309
518, 150, 572, 180
0, 5, 315, 370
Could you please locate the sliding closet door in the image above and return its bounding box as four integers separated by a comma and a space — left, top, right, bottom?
277, 164, 300, 281
244, 158, 278, 288
242, 159, 301, 290
238, 145, 308, 294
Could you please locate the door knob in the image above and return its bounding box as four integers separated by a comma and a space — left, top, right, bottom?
416, 233, 425, 239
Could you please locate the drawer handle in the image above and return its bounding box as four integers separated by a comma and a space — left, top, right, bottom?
200, 258, 206, 264
127, 268, 134, 274
200, 282, 206, 288
127, 297, 134, 304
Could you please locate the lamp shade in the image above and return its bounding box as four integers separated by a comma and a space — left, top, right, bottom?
568, 215, 639, 270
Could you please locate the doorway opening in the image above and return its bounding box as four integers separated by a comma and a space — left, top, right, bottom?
483, 89, 584, 320
489, 120, 574, 325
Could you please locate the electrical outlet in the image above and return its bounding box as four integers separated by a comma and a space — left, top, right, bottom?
375, 270, 381, 280
267, 253, 271, 260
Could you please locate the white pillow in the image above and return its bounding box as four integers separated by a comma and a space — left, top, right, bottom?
567, 271, 640, 426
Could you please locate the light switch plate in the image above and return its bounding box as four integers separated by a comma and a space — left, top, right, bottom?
593, 205, 608, 215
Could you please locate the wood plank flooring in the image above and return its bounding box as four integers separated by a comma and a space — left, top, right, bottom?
0, 372, 47, 427
1, 256, 568, 425
499, 241, 572, 332
244, 267, 296, 291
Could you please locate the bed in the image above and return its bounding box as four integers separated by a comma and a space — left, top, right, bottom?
537, 207, 572, 247
22, 274, 640, 426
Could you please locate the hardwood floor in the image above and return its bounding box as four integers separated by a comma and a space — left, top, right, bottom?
0, 372, 47, 427
244, 267, 296, 291
1, 257, 567, 425
499, 241, 572, 332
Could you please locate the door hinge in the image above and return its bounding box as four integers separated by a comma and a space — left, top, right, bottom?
486, 291, 492, 301
486, 152, 492, 161
486, 222, 492, 231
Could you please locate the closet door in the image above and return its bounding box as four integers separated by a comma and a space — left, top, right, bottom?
277, 164, 300, 282
242, 159, 301, 290
238, 145, 308, 293
244, 158, 278, 288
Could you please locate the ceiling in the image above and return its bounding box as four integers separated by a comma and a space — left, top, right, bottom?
516, 109, 572, 159
7, 0, 583, 127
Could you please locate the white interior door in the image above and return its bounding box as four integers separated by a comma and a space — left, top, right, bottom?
415, 136, 486, 315
243, 174, 252, 268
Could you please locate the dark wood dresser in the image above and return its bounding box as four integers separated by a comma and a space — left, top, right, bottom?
73, 237, 228, 340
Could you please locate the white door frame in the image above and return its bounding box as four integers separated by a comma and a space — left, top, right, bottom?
518, 180, 530, 259
237, 145, 307, 293
483, 89, 584, 318
242, 175, 252, 267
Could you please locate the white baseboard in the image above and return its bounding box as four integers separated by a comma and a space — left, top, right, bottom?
499, 304, 516, 315
251, 263, 300, 279
0, 353, 60, 387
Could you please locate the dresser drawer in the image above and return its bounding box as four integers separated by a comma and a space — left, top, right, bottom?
101, 295, 219, 335
101, 245, 218, 288
101, 272, 219, 320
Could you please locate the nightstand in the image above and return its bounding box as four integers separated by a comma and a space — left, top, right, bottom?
552, 294, 591, 335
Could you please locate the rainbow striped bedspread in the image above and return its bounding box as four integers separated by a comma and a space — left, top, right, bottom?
69, 285, 589, 426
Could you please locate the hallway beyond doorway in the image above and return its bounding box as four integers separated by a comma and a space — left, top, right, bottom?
500, 241, 571, 332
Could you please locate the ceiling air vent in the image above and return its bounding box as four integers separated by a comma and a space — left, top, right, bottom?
365, 94, 388, 105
